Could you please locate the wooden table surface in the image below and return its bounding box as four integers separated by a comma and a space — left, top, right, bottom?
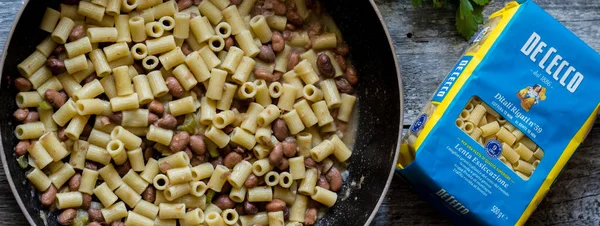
0, 0, 599, 225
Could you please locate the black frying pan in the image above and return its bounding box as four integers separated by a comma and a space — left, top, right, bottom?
0, 0, 403, 225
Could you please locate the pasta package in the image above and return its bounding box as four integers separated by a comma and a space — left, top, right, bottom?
396, 1, 600, 225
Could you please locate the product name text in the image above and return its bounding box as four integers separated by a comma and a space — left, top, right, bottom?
495, 93, 543, 134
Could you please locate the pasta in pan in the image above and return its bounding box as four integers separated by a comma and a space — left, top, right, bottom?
12, 1, 360, 225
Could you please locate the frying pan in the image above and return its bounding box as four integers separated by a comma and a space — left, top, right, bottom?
0, 0, 403, 225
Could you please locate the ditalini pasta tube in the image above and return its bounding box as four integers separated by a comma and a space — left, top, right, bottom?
169, 96, 196, 116
65, 37, 92, 58
190, 16, 214, 43
199, 46, 221, 69
125, 211, 154, 226
294, 59, 319, 85
222, 209, 239, 225
87, 27, 118, 43
102, 202, 128, 224
312, 101, 334, 126
513, 142, 534, 160
256, 104, 281, 127
40, 8, 61, 33
206, 69, 228, 100
250, 15, 273, 43
496, 127, 517, 146
277, 84, 299, 111
166, 167, 193, 185
39, 132, 69, 161
140, 158, 160, 183
311, 186, 338, 207
247, 186, 273, 202
99, 164, 125, 191
172, 64, 198, 91
79, 168, 99, 195
252, 159, 274, 176
51, 17, 75, 44
146, 35, 176, 55
221, 47, 244, 73
115, 183, 142, 208
111, 126, 142, 150
106, 140, 128, 165
235, 30, 260, 57
231, 56, 256, 84
164, 183, 191, 201
158, 152, 190, 173
198, 0, 222, 25
320, 79, 342, 108
56, 192, 83, 209
159, 47, 186, 71
282, 110, 305, 135
229, 186, 246, 203
310, 140, 335, 162
28, 142, 53, 169
158, 203, 186, 219
191, 163, 214, 181
185, 51, 211, 82
133, 200, 159, 219
27, 168, 51, 191
94, 183, 118, 209
207, 165, 230, 192
49, 163, 76, 188
227, 160, 253, 188
147, 70, 169, 97
330, 135, 352, 161
288, 194, 308, 222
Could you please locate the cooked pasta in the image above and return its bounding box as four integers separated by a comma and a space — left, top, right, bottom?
11, 2, 361, 225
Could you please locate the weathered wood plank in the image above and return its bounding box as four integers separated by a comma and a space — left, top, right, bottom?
0, 166, 28, 225
0, 0, 599, 226
374, 0, 600, 125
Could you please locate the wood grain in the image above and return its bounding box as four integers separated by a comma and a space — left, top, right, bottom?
0, 0, 599, 225
375, 0, 600, 125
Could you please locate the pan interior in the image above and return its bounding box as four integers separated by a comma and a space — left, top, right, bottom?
0, 0, 402, 225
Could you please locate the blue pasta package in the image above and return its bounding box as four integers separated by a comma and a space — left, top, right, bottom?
396, 1, 600, 225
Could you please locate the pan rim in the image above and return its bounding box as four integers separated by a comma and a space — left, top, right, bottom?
363, 0, 404, 225
0, 0, 405, 225
0, 0, 38, 225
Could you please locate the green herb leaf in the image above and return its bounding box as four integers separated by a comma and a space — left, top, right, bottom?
206, 190, 215, 205
177, 114, 197, 134
473, 6, 485, 24
17, 155, 28, 169
471, 0, 490, 6
410, 0, 488, 40
412, 0, 424, 7
458, 0, 474, 20
71, 209, 89, 226
39, 100, 53, 110
209, 147, 220, 158
456, 0, 478, 40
